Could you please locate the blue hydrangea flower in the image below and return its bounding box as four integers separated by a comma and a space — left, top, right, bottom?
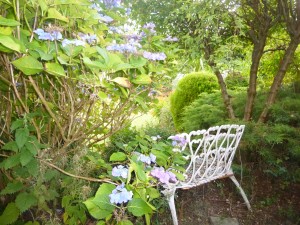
34, 29, 62, 41
78, 33, 97, 44
143, 51, 166, 61
112, 165, 128, 179
106, 43, 138, 53
142, 22, 156, 34
151, 135, 161, 141
102, 0, 121, 8
163, 35, 179, 42
109, 183, 133, 204
99, 14, 114, 23
169, 135, 187, 147
136, 152, 156, 164
61, 39, 85, 47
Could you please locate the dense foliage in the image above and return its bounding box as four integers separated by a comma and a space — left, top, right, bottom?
170, 71, 218, 129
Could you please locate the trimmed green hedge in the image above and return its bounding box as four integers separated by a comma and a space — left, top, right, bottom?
170, 71, 219, 129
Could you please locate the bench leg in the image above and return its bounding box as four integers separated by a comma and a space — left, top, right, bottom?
229, 175, 252, 211
167, 189, 179, 225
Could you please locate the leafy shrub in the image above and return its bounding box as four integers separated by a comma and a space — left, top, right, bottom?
225, 71, 248, 90
181, 92, 226, 131
170, 71, 219, 129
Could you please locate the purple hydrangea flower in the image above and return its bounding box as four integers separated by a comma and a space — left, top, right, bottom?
112, 165, 128, 179
150, 167, 178, 184
109, 183, 133, 204
34, 29, 62, 41
143, 51, 166, 61
61, 39, 85, 47
168, 135, 187, 147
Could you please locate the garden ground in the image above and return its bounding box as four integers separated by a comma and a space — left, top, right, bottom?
153, 166, 300, 225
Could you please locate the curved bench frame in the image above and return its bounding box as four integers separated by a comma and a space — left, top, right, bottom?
164, 124, 251, 225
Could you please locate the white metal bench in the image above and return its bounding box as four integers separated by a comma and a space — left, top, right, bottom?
164, 124, 251, 225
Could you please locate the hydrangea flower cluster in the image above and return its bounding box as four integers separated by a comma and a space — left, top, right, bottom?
150, 167, 178, 184
143, 51, 166, 61
99, 14, 114, 23
61, 39, 85, 47
34, 29, 62, 41
109, 183, 133, 204
143, 22, 156, 34
163, 35, 179, 42
78, 33, 97, 44
169, 135, 187, 147
106, 43, 140, 53
112, 165, 128, 179
135, 152, 156, 165
102, 0, 121, 8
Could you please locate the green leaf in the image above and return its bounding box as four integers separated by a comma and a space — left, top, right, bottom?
109, 152, 127, 162
26, 158, 39, 177
47, 8, 69, 22
20, 148, 34, 166
2, 141, 18, 152
130, 57, 147, 68
0, 203, 19, 225
96, 221, 106, 225
95, 183, 115, 196
45, 62, 66, 77
96, 47, 109, 64
0, 182, 23, 195
15, 192, 37, 212
10, 119, 24, 131
146, 187, 160, 200
127, 198, 153, 217
3, 154, 21, 169
117, 220, 134, 225
35, 49, 53, 61
12, 56, 43, 75
132, 75, 152, 85
15, 127, 29, 149
0, 34, 22, 52
0, 16, 20, 26
37, 0, 48, 11
84, 198, 114, 220
25, 142, 38, 156
25, 221, 40, 225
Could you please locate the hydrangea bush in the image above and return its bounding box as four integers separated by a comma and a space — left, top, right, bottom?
0, 0, 180, 224
83, 133, 187, 224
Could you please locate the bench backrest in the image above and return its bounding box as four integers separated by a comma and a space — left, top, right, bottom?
174, 124, 245, 186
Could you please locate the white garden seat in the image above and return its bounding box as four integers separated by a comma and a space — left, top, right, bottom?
164, 124, 251, 225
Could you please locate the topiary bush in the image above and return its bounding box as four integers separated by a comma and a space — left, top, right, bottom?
170, 71, 219, 129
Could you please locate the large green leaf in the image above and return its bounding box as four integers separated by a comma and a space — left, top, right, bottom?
45, 62, 66, 77
95, 183, 115, 196
15, 127, 29, 149
47, 8, 69, 22
15, 192, 37, 212
109, 152, 127, 162
111, 77, 132, 88
0, 34, 23, 52
0, 203, 19, 225
84, 198, 114, 220
12, 56, 43, 75
127, 198, 153, 217
0, 16, 20, 26
132, 75, 152, 85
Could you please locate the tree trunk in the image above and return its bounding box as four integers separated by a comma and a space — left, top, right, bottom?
208, 61, 236, 119
243, 40, 267, 121
258, 39, 299, 122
